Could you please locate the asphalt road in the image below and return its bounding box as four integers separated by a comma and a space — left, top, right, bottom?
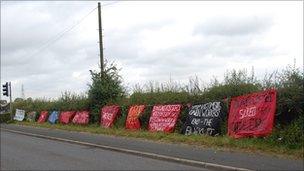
1, 130, 208, 170
2, 124, 303, 171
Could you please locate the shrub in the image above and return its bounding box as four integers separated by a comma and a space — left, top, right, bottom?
0, 113, 11, 123
138, 105, 153, 130
88, 62, 125, 123
275, 66, 304, 126
113, 105, 128, 129
10, 64, 303, 148
12, 93, 89, 115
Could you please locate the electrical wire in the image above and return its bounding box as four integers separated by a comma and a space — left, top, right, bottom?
101, 1, 120, 7
20, 2, 120, 62
21, 6, 98, 60
21, 7, 97, 58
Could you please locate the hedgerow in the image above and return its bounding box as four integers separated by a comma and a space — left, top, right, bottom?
11, 64, 303, 149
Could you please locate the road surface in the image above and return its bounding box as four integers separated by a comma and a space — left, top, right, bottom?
1, 130, 207, 170
1, 124, 303, 171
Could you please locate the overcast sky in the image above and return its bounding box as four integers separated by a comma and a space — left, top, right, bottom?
1, 1, 303, 100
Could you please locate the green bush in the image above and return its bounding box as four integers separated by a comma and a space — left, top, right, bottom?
89, 107, 100, 124
138, 105, 153, 130
113, 105, 128, 129
13, 93, 89, 114
88, 62, 125, 123
10, 64, 303, 148
275, 66, 304, 126
267, 115, 304, 149
0, 113, 11, 123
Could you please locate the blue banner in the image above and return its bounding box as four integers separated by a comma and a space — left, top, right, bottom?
48, 111, 59, 124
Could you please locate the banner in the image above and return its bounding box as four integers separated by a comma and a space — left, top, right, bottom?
228, 89, 277, 138
26, 111, 37, 122
72, 111, 90, 125
125, 105, 145, 130
48, 111, 59, 124
182, 102, 224, 136
100, 105, 120, 128
14, 109, 25, 121
59, 111, 76, 124
37, 111, 49, 123
148, 104, 181, 133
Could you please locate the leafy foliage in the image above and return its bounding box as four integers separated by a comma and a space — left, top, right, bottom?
0, 113, 11, 123
88, 62, 125, 123
11, 64, 303, 149
12, 92, 89, 114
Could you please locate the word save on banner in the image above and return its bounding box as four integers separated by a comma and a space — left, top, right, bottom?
14, 109, 25, 121
72, 111, 90, 125
125, 105, 145, 130
100, 105, 120, 128
183, 102, 224, 136
37, 111, 49, 123
228, 89, 277, 138
59, 111, 76, 124
148, 104, 182, 133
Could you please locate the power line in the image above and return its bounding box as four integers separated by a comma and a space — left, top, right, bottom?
21, 6, 98, 60
102, 1, 120, 7
19, 1, 120, 62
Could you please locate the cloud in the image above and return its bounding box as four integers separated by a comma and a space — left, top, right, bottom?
193, 16, 273, 37
99, 13, 284, 90
1, 1, 302, 99
1, 2, 98, 98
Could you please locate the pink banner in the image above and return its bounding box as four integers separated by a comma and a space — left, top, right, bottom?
148, 104, 181, 133
100, 105, 120, 128
72, 111, 90, 125
59, 111, 76, 124
37, 111, 48, 123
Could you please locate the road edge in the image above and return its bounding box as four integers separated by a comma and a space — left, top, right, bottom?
1, 128, 252, 171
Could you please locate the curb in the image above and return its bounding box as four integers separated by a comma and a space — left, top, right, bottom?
1, 128, 252, 171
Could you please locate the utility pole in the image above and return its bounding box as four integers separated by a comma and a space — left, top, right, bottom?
98, 2, 104, 73
21, 84, 25, 99
9, 82, 12, 120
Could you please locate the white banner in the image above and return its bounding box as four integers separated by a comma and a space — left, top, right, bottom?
14, 109, 25, 121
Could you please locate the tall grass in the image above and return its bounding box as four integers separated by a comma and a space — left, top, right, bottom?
11, 65, 304, 149
12, 91, 89, 114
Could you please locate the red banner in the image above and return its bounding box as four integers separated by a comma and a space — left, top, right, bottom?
100, 105, 120, 128
59, 111, 76, 124
125, 105, 145, 130
72, 111, 90, 125
37, 111, 48, 123
228, 89, 277, 138
148, 104, 181, 133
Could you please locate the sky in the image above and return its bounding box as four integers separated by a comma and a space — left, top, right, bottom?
1, 1, 303, 100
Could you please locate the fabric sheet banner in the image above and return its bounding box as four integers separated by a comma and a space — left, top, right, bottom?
14, 109, 25, 121
228, 89, 277, 138
148, 104, 182, 133
26, 111, 37, 122
125, 105, 145, 130
72, 111, 90, 125
37, 111, 49, 123
48, 111, 59, 124
100, 105, 120, 128
59, 111, 76, 124
182, 102, 224, 136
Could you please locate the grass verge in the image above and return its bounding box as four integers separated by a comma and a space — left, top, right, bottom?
12, 121, 303, 160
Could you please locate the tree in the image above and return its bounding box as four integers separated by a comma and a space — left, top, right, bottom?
88, 62, 125, 123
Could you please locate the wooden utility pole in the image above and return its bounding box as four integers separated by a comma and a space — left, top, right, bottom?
98, 2, 104, 73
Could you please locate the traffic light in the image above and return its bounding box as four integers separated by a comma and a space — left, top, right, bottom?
2, 82, 9, 96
